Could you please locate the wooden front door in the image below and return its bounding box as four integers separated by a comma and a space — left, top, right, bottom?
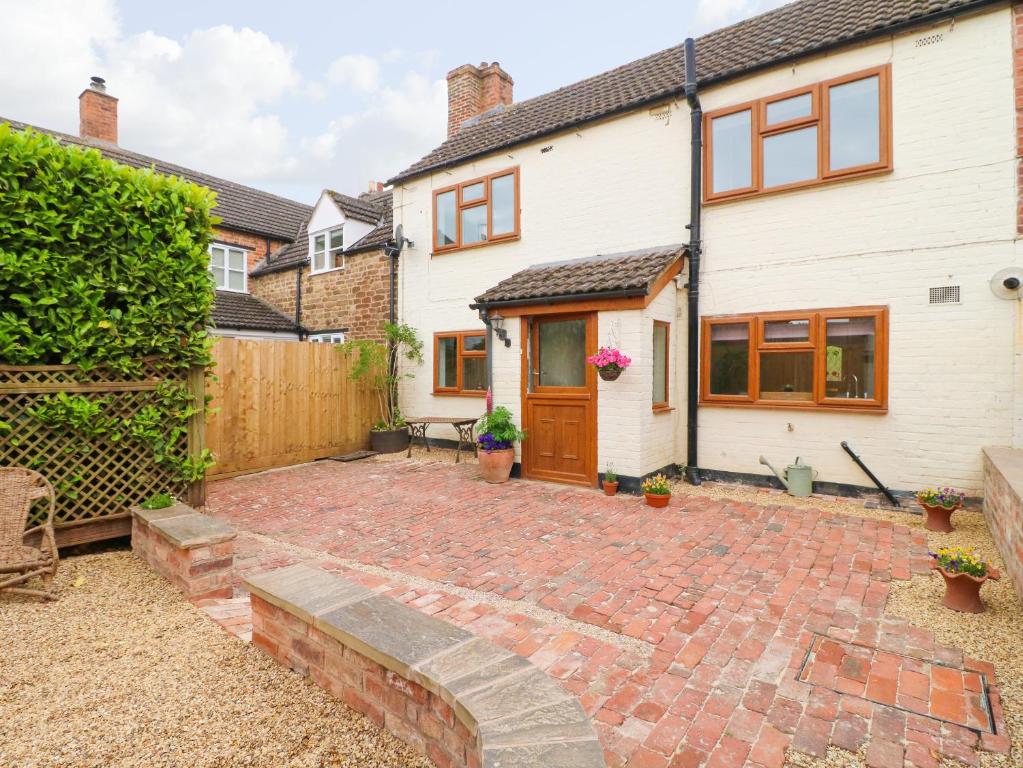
521, 313, 597, 486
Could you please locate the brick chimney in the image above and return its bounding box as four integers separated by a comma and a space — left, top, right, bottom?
79, 76, 118, 144
368, 181, 385, 193
446, 62, 513, 137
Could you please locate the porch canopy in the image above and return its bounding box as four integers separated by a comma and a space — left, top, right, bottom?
470, 244, 687, 313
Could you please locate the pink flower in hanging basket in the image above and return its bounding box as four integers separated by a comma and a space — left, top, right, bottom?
587, 347, 632, 372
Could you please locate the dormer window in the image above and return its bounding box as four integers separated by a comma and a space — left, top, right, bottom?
311, 226, 344, 273
210, 244, 247, 292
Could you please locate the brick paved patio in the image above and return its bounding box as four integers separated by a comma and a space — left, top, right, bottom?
206, 459, 1009, 767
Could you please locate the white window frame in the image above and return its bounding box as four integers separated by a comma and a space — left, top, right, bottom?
308, 332, 346, 344
310, 226, 344, 274
209, 243, 248, 293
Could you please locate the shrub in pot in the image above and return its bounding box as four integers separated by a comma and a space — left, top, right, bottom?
341, 323, 423, 453
642, 473, 671, 508
916, 487, 965, 533
603, 464, 619, 496
475, 406, 525, 483
930, 546, 999, 613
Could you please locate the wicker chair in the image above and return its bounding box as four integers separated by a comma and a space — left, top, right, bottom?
0, 468, 59, 601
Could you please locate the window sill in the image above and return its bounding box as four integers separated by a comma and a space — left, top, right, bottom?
215, 286, 249, 294
310, 266, 346, 276
433, 390, 487, 398
432, 235, 520, 257
652, 405, 674, 414
700, 400, 887, 414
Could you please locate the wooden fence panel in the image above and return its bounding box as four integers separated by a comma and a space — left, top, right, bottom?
205, 338, 377, 479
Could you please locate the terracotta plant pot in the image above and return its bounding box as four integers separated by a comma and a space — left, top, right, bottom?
598, 366, 622, 382
932, 561, 1000, 613
603, 480, 619, 496
644, 492, 670, 508
478, 448, 515, 484
370, 427, 409, 454
920, 501, 959, 533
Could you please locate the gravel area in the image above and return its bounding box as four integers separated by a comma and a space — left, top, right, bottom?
0, 550, 433, 768
676, 480, 1023, 768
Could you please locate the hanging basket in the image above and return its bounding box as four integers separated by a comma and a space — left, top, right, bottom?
598, 366, 623, 382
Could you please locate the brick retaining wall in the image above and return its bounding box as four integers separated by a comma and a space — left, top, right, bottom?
982, 446, 1023, 602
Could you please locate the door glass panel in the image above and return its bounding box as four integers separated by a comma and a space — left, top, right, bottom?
824, 316, 876, 400
829, 75, 880, 171
435, 190, 457, 246
709, 323, 749, 396
766, 93, 813, 125
462, 357, 487, 391
759, 351, 814, 401
491, 174, 515, 235
463, 335, 485, 352
763, 318, 810, 344
461, 204, 488, 245
462, 182, 485, 202
653, 323, 668, 405
763, 126, 817, 187
711, 109, 752, 193
437, 337, 457, 387
538, 319, 586, 387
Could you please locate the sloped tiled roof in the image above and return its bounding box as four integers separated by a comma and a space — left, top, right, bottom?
473, 245, 685, 306
1, 117, 312, 242
328, 190, 386, 224
392, 0, 997, 183
211, 290, 300, 333
251, 191, 393, 275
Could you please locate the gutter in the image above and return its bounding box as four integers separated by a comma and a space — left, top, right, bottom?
683, 37, 703, 487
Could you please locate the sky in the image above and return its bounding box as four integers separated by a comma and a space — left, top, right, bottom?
0, 0, 791, 203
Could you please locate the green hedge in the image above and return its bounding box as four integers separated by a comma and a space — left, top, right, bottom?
0, 124, 217, 373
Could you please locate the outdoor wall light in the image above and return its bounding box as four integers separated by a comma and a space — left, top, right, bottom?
490, 313, 511, 348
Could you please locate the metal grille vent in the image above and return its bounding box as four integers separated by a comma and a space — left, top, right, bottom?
915, 33, 944, 47
929, 285, 961, 304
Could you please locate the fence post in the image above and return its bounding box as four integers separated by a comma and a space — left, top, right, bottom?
186, 364, 207, 508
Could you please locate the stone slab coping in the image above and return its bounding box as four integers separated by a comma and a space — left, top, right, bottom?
131, 502, 237, 549
983, 446, 1023, 496
245, 564, 606, 768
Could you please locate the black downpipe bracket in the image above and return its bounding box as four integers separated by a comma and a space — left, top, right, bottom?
841, 441, 901, 508
683, 38, 703, 486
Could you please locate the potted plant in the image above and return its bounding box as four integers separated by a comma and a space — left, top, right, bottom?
916, 487, 966, 533
603, 464, 619, 496
475, 406, 525, 483
342, 322, 423, 453
642, 474, 671, 508
930, 546, 1000, 613
587, 347, 632, 382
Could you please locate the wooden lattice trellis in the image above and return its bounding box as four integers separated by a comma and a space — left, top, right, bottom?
0, 360, 205, 547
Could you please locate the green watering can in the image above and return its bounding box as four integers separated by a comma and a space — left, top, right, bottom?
759, 455, 814, 498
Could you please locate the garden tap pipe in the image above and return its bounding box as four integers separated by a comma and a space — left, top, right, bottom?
683, 37, 703, 486
840, 441, 901, 508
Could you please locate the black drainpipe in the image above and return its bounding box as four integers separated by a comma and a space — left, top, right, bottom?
294, 265, 304, 339
388, 247, 398, 325
683, 37, 703, 486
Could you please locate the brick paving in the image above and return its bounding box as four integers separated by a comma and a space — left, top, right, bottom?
205, 460, 1010, 767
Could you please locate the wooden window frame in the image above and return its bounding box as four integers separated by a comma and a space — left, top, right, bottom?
433, 330, 488, 396
700, 306, 888, 412
432, 167, 520, 254
652, 320, 671, 412
704, 65, 892, 203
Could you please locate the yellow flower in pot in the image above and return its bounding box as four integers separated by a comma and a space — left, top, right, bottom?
641, 474, 671, 508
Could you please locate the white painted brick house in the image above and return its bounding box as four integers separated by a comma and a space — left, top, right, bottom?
390, 0, 1023, 495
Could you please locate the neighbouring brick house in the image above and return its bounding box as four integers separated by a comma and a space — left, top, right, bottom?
1, 78, 396, 344
390, 0, 1023, 496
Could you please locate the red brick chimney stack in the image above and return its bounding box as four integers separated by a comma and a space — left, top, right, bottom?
79, 76, 118, 145
446, 62, 513, 137
368, 181, 385, 193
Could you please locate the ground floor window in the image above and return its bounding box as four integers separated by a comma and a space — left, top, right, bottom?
309, 332, 345, 344
434, 330, 488, 395
653, 320, 670, 410
701, 306, 887, 410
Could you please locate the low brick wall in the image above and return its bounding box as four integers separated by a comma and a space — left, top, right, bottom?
982, 446, 1023, 601
131, 502, 237, 601
245, 564, 605, 768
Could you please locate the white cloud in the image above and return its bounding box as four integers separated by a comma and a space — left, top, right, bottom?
327, 54, 381, 93
694, 0, 793, 33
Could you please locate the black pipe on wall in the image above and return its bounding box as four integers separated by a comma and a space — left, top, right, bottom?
683, 37, 703, 486
295, 265, 304, 340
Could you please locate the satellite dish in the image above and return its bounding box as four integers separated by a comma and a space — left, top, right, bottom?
385, 224, 405, 258
990, 267, 1023, 300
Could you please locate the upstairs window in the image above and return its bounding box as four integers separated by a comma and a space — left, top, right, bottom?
210, 244, 247, 292
434, 330, 488, 395
433, 168, 519, 252
701, 307, 888, 410
705, 65, 891, 202
311, 226, 344, 273
309, 332, 345, 344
